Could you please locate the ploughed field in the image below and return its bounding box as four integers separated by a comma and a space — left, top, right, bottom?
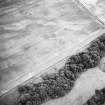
0, 0, 102, 95
0, 0, 105, 105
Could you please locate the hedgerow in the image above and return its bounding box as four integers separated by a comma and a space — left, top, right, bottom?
83, 88, 105, 105
18, 33, 105, 105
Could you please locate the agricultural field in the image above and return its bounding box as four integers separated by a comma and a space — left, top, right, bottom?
0, 0, 105, 105
79, 0, 105, 23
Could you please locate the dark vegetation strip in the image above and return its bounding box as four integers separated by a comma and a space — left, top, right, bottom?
17, 33, 105, 105
83, 87, 105, 105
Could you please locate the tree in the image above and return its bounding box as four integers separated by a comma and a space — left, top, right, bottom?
98, 34, 105, 44
42, 73, 59, 81
83, 88, 105, 105
96, 39, 105, 52
66, 54, 82, 65
87, 40, 100, 52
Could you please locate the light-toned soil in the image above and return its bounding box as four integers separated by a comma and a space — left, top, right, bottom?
0, 0, 103, 96
79, 0, 105, 23
0, 0, 105, 105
